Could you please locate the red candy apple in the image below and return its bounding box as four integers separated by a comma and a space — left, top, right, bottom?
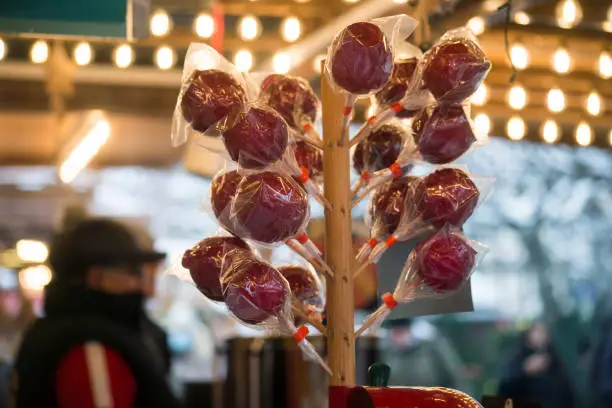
182, 236, 251, 301
374, 58, 419, 118
412, 105, 475, 164
415, 231, 476, 292
210, 170, 243, 233
368, 177, 416, 238
232, 172, 309, 243
330, 22, 393, 94
353, 124, 405, 174
278, 265, 324, 310
294, 141, 323, 180
260, 74, 319, 130
181, 69, 247, 133
422, 38, 491, 104
222, 106, 289, 169
221, 250, 290, 324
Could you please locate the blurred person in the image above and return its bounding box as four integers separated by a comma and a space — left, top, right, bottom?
11, 218, 182, 408
380, 318, 473, 393
498, 321, 574, 408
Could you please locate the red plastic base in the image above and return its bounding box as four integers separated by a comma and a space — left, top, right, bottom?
329, 386, 482, 408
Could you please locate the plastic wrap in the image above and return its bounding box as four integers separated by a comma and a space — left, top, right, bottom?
355, 226, 486, 336
294, 141, 323, 184
210, 168, 243, 235
278, 264, 326, 330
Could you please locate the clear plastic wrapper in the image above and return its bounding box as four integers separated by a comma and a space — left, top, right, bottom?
278, 264, 326, 332
210, 168, 243, 235
355, 226, 487, 336
293, 140, 323, 184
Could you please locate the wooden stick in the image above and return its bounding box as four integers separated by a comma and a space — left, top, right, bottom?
291, 302, 327, 335
321, 63, 356, 386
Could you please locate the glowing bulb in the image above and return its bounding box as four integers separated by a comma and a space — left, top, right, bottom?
603, 21, 612, 33
510, 44, 529, 70
313, 54, 326, 74
0, 38, 6, 61
238, 15, 262, 41
234, 49, 253, 72
16, 240, 49, 263
508, 85, 527, 110
598, 52, 612, 79
150, 9, 172, 37
471, 83, 488, 106
73, 42, 93, 66
343, 0, 360, 3
273, 52, 291, 74
507, 116, 526, 140
30, 40, 49, 64
474, 113, 491, 136
19, 265, 52, 292
552, 48, 571, 74
547, 88, 565, 113
556, 0, 582, 29
467, 17, 486, 36
586, 91, 603, 116
393, 0, 408, 3
195, 14, 215, 38
541, 120, 560, 143
514, 11, 531, 25
155, 46, 175, 70
281, 17, 301, 42
575, 122, 592, 146
113, 44, 134, 68
609, 129, 612, 146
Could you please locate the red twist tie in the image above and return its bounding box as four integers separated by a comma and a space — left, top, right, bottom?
367, 238, 378, 248
385, 235, 398, 248
297, 166, 310, 183
382, 292, 398, 310
367, 115, 377, 125
362, 171, 371, 183
391, 102, 403, 113
343, 106, 352, 116
302, 123, 312, 132
306, 309, 313, 317
388, 162, 402, 179
293, 325, 309, 343
296, 232, 309, 245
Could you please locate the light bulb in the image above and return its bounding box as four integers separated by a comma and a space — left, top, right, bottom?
30, 40, 49, 64
507, 116, 526, 140
467, 17, 486, 36
508, 85, 527, 110
603, 21, 612, 33
313, 54, 326, 74
552, 48, 571, 74
19, 265, 52, 292
393, 0, 408, 3
599, 52, 612, 79
273, 52, 291, 74
0, 38, 6, 61
114, 44, 134, 68
547, 88, 565, 113
155, 46, 175, 70
343, 0, 360, 3
471, 83, 488, 106
195, 14, 215, 39
510, 44, 529, 70
575, 122, 592, 146
73, 42, 93, 66
541, 120, 560, 143
150, 9, 172, 37
16, 240, 49, 263
238, 15, 262, 41
609, 129, 612, 146
234, 49, 253, 72
281, 17, 301, 43
474, 113, 491, 136
556, 0, 583, 29
514, 11, 531, 25
586, 91, 603, 116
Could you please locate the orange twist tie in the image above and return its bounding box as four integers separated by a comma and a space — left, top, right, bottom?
302, 123, 312, 132
391, 102, 404, 113
382, 292, 398, 310
367, 238, 378, 248
306, 309, 313, 317
388, 162, 402, 179
362, 171, 371, 183
297, 166, 310, 183
293, 325, 309, 343
296, 232, 309, 245
343, 106, 352, 116
385, 235, 398, 248
367, 115, 377, 125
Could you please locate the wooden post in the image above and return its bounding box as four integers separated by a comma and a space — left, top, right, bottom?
321, 66, 356, 387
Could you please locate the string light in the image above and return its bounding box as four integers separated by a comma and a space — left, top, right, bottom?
575, 122, 592, 146
547, 88, 565, 113
586, 91, 603, 116
471, 83, 488, 106
313, 54, 326, 74
599, 52, 612, 79
541, 120, 560, 143
556, 0, 583, 29
603, 21, 612, 33
150, 9, 172, 37
195, 13, 215, 39
393, 0, 408, 3
234, 49, 253, 72
155, 46, 175, 70
474, 113, 491, 136
273, 52, 291, 74
281, 17, 302, 42
508, 85, 527, 110
552, 48, 571, 74
514, 11, 531, 25
238, 15, 262, 41
113, 44, 134, 68
19, 265, 52, 292
16, 240, 49, 263
343, 0, 360, 3
73, 42, 93, 66
507, 116, 526, 141
467, 17, 486, 36
30, 40, 49, 64
510, 44, 529, 70
0, 38, 6, 61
